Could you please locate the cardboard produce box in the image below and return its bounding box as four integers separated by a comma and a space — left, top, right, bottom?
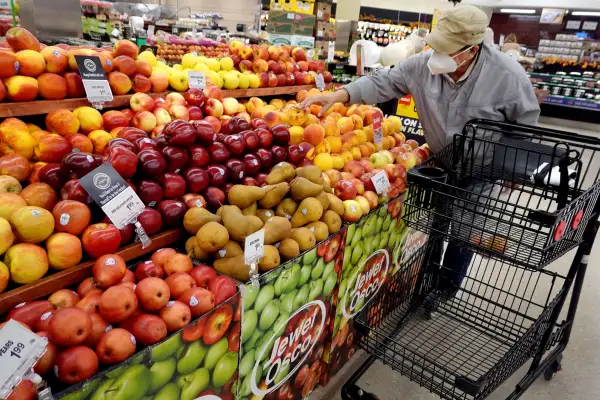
292, 35, 315, 49
315, 2, 332, 21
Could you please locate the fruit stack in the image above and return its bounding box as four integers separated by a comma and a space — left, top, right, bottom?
0, 249, 238, 389
156, 41, 231, 63
184, 162, 345, 281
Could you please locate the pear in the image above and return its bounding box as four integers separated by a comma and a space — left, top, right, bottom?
290, 177, 323, 201
227, 185, 266, 209
183, 208, 221, 235
263, 216, 292, 245
258, 245, 280, 272
326, 193, 344, 216
290, 197, 323, 228
316, 191, 330, 210
185, 237, 210, 261
306, 221, 329, 241
196, 222, 229, 252
279, 238, 300, 260
321, 210, 342, 233
259, 182, 290, 209
256, 209, 275, 224
242, 202, 257, 216
221, 205, 263, 242
275, 198, 298, 219
266, 162, 296, 184
290, 227, 316, 251
213, 255, 250, 281
295, 165, 324, 184
214, 240, 244, 259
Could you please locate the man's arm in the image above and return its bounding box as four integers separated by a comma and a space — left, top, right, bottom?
504, 79, 541, 125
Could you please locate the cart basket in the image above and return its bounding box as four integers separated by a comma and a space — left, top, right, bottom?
403, 119, 600, 270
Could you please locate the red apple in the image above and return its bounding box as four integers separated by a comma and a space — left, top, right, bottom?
82, 223, 121, 259
135, 260, 165, 281
243, 153, 261, 176
255, 128, 273, 148
189, 265, 216, 288
138, 180, 164, 207
203, 187, 225, 211
163, 120, 196, 147
184, 88, 205, 107
157, 199, 187, 227
208, 142, 231, 164
207, 164, 229, 187
137, 207, 163, 235
193, 120, 217, 144
208, 276, 237, 305
104, 146, 138, 178
161, 145, 189, 173
158, 173, 186, 199
137, 148, 167, 178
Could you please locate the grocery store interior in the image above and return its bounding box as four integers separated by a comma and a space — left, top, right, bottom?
0, 0, 600, 400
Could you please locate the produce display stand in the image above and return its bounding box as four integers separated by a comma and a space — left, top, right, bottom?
340, 120, 600, 400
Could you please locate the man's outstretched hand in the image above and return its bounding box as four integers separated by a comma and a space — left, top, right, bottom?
299, 89, 350, 117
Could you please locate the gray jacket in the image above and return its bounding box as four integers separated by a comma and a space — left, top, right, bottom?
343, 44, 540, 154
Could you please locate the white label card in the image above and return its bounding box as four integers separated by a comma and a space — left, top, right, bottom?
244, 229, 265, 265
81, 79, 113, 104
0, 320, 47, 398
188, 71, 206, 89
371, 170, 391, 195
147, 25, 155, 36
373, 114, 383, 144
101, 186, 145, 230
315, 74, 325, 90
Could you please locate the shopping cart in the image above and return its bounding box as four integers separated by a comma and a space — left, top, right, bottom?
341, 120, 600, 400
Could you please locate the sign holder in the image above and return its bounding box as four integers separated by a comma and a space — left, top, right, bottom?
75, 55, 113, 110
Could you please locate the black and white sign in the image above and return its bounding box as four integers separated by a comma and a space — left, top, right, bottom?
188, 71, 206, 89
0, 320, 47, 398
371, 170, 390, 195
79, 163, 145, 229
75, 55, 113, 104
244, 229, 265, 265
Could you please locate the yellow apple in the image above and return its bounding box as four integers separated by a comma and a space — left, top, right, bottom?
168, 70, 189, 92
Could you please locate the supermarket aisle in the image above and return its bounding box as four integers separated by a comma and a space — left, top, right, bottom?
311, 120, 600, 400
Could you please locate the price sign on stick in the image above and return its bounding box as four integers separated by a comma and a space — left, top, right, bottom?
315, 74, 325, 90
371, 170, 391, 195
0, 320, 47, 399
79, 164, 145, 230
245, 229, 265, 265
188, 71, 206, 89
75, 55, 113, 106
373, 113, 383, 144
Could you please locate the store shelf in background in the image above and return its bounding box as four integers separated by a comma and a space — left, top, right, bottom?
0, 86, 315, 118
543, 95, 600, 111
0, 228, 184, 315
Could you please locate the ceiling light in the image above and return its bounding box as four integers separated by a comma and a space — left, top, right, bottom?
572, 11, 600, 16
500, 9, 536, 14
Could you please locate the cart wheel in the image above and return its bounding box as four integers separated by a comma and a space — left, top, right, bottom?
544, 355, 563, 381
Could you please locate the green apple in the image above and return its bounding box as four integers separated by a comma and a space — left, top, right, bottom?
212, 351, 239, 387
281, 264, 301, 293
203, 337, 228, 370
322, 260, 335, 280
342, 247, 352, 271
177, 368, 210, 400
239, 348, 255, 377
254, 284, 275, 313
272, 311, 289, 337
350, 227, 362, 246
346, 223, 355, 244
89, 379, 115, 400
244, 328, 263, 352
61, 378, 103, 400
259, 299, 281, 330
148, 357, 177, 394
338, 278, 348, 300
379, 233, 390, 249
153, 383, 180, 400
104, 364, 128, 379
256, 329, 277, 362
177, 341, 208, 375
351, 243, 363, 265
362, 215, 377, 237
293, 284, 309, 310
151, 333, 183, 362
299, 264, 311, 285
303, 248, 317, 265
241, 309, 258, 343
375, 215, 384, 233
239, 364, 262, 398
274, 275, 283, 296
280, 289, 297, 313
308, 279, 324, 302
373, 233, 382, 250
382, 214, 392, 231
98, 365, 150, 400
378, 205, 387, 217
363, 236, 373, 256
311, 258, 326, 280
323, 273, 337, 297
243, 283, 259, 310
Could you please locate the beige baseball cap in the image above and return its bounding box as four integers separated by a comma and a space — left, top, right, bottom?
425, 6, 489, 54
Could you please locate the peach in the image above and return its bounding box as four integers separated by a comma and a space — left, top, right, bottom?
4, 76, 38, 102
35, 134, 71, 163
15, 50, 46, 77
46, 109, 80, 136
73, 106, 103, 134
108, 71, 132, 95
322, 118, 338, 137
88, 130, 112, 155
337, 117, 354, 134
37, 73, 67, 100
135, 59, 152, 77
350, 114, 363, 130
66, 49, 94, 71
64, 72, 85, 98
132, 111, 156, 133
113, 55, 136, 77
0, 193, 26, 220
0, 50, 18, 78
264, 111, 282, 128
20, 183, 57, 210
303, 123, 325, 146
41, 46, 68, 74
130, 92, 154, 112
46, 232, 82, 270
149, 70, 169, 92
113, 40, 139, 59
288, 108, 307, 127
102, 110, 129, 131
98, 52, 113, 74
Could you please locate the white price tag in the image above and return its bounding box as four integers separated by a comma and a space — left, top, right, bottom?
81, 80, 113, 104
373, 114, 383, 144
371, 170, 391, 195
192, 27, 197, 39
135, 221, 152, 249
328, 41, 335, 62
147, 25, 155, 36
188, 71, 206, 89
315, 74, 325, 90
244, 229, 265, 265
0, 320, 47, 398
101, 186, 145, 230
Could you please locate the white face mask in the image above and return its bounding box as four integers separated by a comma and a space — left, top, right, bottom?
427, 46, 474, 75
